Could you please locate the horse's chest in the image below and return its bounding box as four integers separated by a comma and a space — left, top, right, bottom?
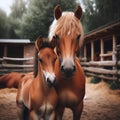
59, 90, 78, 106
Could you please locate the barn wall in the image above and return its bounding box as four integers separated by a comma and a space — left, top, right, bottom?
24, 44, 34, 64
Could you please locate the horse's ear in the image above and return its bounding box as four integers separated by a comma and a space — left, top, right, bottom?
35, 37, 43, 50
74, 5, 82, 20
50, 37, 57, 49
54, 5, 62, 20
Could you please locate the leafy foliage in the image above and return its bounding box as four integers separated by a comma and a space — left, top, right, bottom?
18, 0, 78, 41
8, 0, 27, 38
81, 0, 120, 33
0, 9, 9, 38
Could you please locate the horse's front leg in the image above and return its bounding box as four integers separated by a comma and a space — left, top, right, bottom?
55, 104, 65, 120
72, 101, 84, 120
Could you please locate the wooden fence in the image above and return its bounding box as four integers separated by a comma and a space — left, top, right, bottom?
80, 45, 120, 82
0, 57, 34, 75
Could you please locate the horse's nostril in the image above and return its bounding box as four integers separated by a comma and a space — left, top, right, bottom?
53, 78, 56, 85
73, 65, 76, 72
61, 65, 64, 72
47, 78, 51, 84
47, 78, 56, 87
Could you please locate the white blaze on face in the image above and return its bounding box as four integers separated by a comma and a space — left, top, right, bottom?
43, 71, 56, 84
67, 30, 71, 36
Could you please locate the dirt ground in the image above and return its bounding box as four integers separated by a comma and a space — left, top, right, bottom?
0, 77, 120, 120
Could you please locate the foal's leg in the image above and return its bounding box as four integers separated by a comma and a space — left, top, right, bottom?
17, 102, 26, 120
29, 110, 39, 120
44, 111, 55, 120
72, 101, 83, 120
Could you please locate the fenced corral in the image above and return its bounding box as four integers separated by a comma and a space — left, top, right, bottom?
0, 57, 34, 75
80, 20, 120, 82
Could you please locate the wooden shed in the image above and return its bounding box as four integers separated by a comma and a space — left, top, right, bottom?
0, 39, 35, 74
80, 20, 120, 82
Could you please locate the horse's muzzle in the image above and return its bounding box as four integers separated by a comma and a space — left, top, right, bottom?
61, 65, 76, 77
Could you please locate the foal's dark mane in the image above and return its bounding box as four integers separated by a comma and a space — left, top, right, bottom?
33, 41, 54, 77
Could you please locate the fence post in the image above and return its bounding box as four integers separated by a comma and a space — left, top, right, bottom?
84, 44, 87, 62
100, 39, 104, 61
91, 40, 94, 61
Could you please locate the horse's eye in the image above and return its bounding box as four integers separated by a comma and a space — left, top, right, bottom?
39, 58, 43, 63
53, 34, 59, 40
76, 34, 81, 41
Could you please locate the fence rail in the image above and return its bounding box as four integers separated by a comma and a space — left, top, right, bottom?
80, 45, 120, 82
0, 57, 34, 75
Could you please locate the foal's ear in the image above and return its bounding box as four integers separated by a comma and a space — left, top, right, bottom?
74, 5, 82, 20
54, 5, 62, 20
35, 37, 43, 51
50, 35, 58, 49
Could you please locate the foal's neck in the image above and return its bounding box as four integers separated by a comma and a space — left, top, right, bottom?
35, 63, 50, 95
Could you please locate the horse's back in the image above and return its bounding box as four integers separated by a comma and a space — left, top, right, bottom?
0, 72, 25, 88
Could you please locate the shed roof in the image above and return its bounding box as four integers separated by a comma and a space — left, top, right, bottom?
84, 19, 120, 41
0, 39, 32, 44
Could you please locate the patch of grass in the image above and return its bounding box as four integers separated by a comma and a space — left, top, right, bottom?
90, 77, 101, 84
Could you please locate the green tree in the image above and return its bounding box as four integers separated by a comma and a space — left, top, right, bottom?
95, 0, 120, 24
18, 0, 77, 41
0, 9, 9, 38
8, 0, 26, 38
81, 0, 120, 33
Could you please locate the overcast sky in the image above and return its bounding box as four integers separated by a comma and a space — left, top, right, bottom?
0, 0, 83, 16
0, 0, 14, 15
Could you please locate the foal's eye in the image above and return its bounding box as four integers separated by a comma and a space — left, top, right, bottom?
54, 57, 57, 61
76, 34, 81, 41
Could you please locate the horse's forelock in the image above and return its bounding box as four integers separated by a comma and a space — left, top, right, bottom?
48, 12, 84, 47
39, 41, 53, 50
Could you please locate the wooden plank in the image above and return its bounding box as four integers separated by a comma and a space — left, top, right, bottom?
100, 52, 112, 57
0, 58, 3, 61
89, 61, 116, 66
100, 39, 104, 61
3, 57, 34, 61
81, 61, 117, 67
2, 63, 33, 68
80, 57, 87, 61
86, 72, 117, 81
83, 67, 117, 75
0, 68, 33, 75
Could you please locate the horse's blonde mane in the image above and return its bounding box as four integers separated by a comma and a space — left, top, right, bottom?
48, 12, 84, 47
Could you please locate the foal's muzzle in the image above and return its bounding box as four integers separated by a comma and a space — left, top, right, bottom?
43, 71, 56, 87
47, 77, 56, 87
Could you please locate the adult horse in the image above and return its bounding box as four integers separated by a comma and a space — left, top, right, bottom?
49, 5, 85, 120
0, 72, 25, 88
16, 37, 58, 120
